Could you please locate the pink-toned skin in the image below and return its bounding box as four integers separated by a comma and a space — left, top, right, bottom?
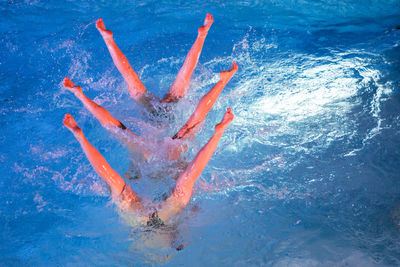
96, 14, 213, 104
63, 77, 136, 136
63, 108, 233, 222
158, 108, 234, 220
96, 18, 147, 101
63, 114, 141, 204
64, 77, 187, 161
63, 14, 236, 223
173, 62, 238, 139
162, 13, 214, 102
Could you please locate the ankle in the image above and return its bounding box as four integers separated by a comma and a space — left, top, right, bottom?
214, 122, 227, 133
219, 71, 232, 83
101, 30, 113, 40
73, 127, 84, 139
198, 26, 208, 37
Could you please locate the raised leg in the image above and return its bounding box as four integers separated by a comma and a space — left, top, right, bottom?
96, 19, 147, 101
173, 62, 237, 139
162, 13, 214, 103
158, 108, 234, 221
63, 113, 142, 210
63, 77, 135, 136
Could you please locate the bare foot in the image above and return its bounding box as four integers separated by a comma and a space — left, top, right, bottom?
63, 77, 82, 94
220, 62, 238, 82
203, 13, 213, 29
63, 113, 83, 138
198, 13, 214, 36
96, 18, 113, 39
215, 107, 234, 132
63, 76, 75, 88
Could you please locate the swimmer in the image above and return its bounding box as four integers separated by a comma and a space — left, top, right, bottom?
63, 59, 237, 141
63, 61, 236, 159
62, 14, 237, 249
63, 107, 234, 222
66, 13, 237, 141
96, 13, 214, 108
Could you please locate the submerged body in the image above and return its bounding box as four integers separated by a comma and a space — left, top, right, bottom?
62, 13, 237, 242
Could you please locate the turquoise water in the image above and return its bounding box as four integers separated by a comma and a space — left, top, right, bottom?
1, 0, 400, 265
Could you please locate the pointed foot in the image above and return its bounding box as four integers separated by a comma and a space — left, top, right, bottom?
63, 77, 82, 94
96, 18, 106, 31
204, 13, 213, 28
63, 113, 83, 138
220, 62, 238, 82
96, 18, 113, 39
215, 107, 234, 132
198, 13, 213, 36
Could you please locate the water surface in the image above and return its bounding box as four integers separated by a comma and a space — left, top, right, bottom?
1, 0, 400, 265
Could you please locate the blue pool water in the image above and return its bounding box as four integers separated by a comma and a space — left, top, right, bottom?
1, 0, 400, 265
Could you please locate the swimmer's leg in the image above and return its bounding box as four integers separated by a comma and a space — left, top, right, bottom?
158, 108, 234, 220
173, 62, 237, 139
63, 114, 142, 210
96, 19, 146, 101
162, 13, 214, 103
63, 77, 135, 136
